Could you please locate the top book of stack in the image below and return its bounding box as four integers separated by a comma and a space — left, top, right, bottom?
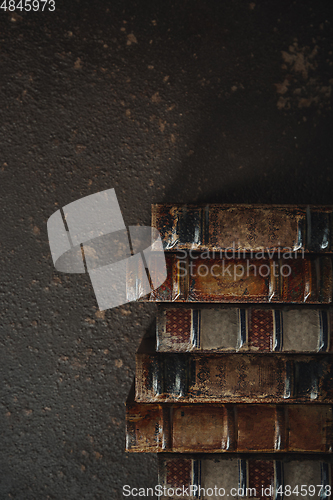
152, 204, 333, 253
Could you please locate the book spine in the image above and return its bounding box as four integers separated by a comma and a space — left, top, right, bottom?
135, 353, 333, 403
158, 455, 333, 500
126, 403, 333, 453
156, 306, 333, 352
152, 204, 333, 253
144, 255, 333, 304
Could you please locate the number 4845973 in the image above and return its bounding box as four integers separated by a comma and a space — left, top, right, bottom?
0, 0, 55, 11
276, 484, 331, 496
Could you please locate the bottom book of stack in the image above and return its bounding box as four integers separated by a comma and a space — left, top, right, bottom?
157, 454, 332, 500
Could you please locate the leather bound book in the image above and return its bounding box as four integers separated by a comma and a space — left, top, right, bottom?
157, 454, 333, 500
135, 350, 333, 404
143, 254, 333, 304
126, 391, 333, 453
152, 204, 333, 253
156, 305, 333, 353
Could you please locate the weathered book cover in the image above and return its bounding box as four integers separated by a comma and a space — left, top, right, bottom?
158, 455, 333, 500
126, 394, 333, 453
135, 348, 333, 403
152, 204, 333, 253
156, 305, 333, 352
144, 254, 333, 304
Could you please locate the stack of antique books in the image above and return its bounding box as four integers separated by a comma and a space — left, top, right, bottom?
126, 204, 333, 499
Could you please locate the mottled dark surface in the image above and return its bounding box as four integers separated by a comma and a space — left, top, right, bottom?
0, 0, 332, 498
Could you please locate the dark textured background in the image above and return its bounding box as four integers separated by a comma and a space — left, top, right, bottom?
0, 0, 332, 498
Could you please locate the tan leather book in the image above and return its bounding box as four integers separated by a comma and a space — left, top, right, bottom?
156, 305, 333, 352
152, 204, 333, 253
135, 348, 333, 403
143, 254, 333, 304
157, 455, 333, 500
126, 392, 333, 453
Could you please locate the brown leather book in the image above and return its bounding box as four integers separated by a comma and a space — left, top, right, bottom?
143, 254, 333, 304
152, 204, 333, 253
157, 455, 333, 500
156, 305, 333, 352
126, 392, 333, 453
135, 348, 333, 403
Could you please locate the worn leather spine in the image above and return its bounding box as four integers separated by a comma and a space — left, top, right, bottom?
152, 204, 333, 253
125, 401, 333, 453
156, 305, 333, 352
135, 351, 333, 403
142, 254, 333, 304
157, 455, 333, 500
